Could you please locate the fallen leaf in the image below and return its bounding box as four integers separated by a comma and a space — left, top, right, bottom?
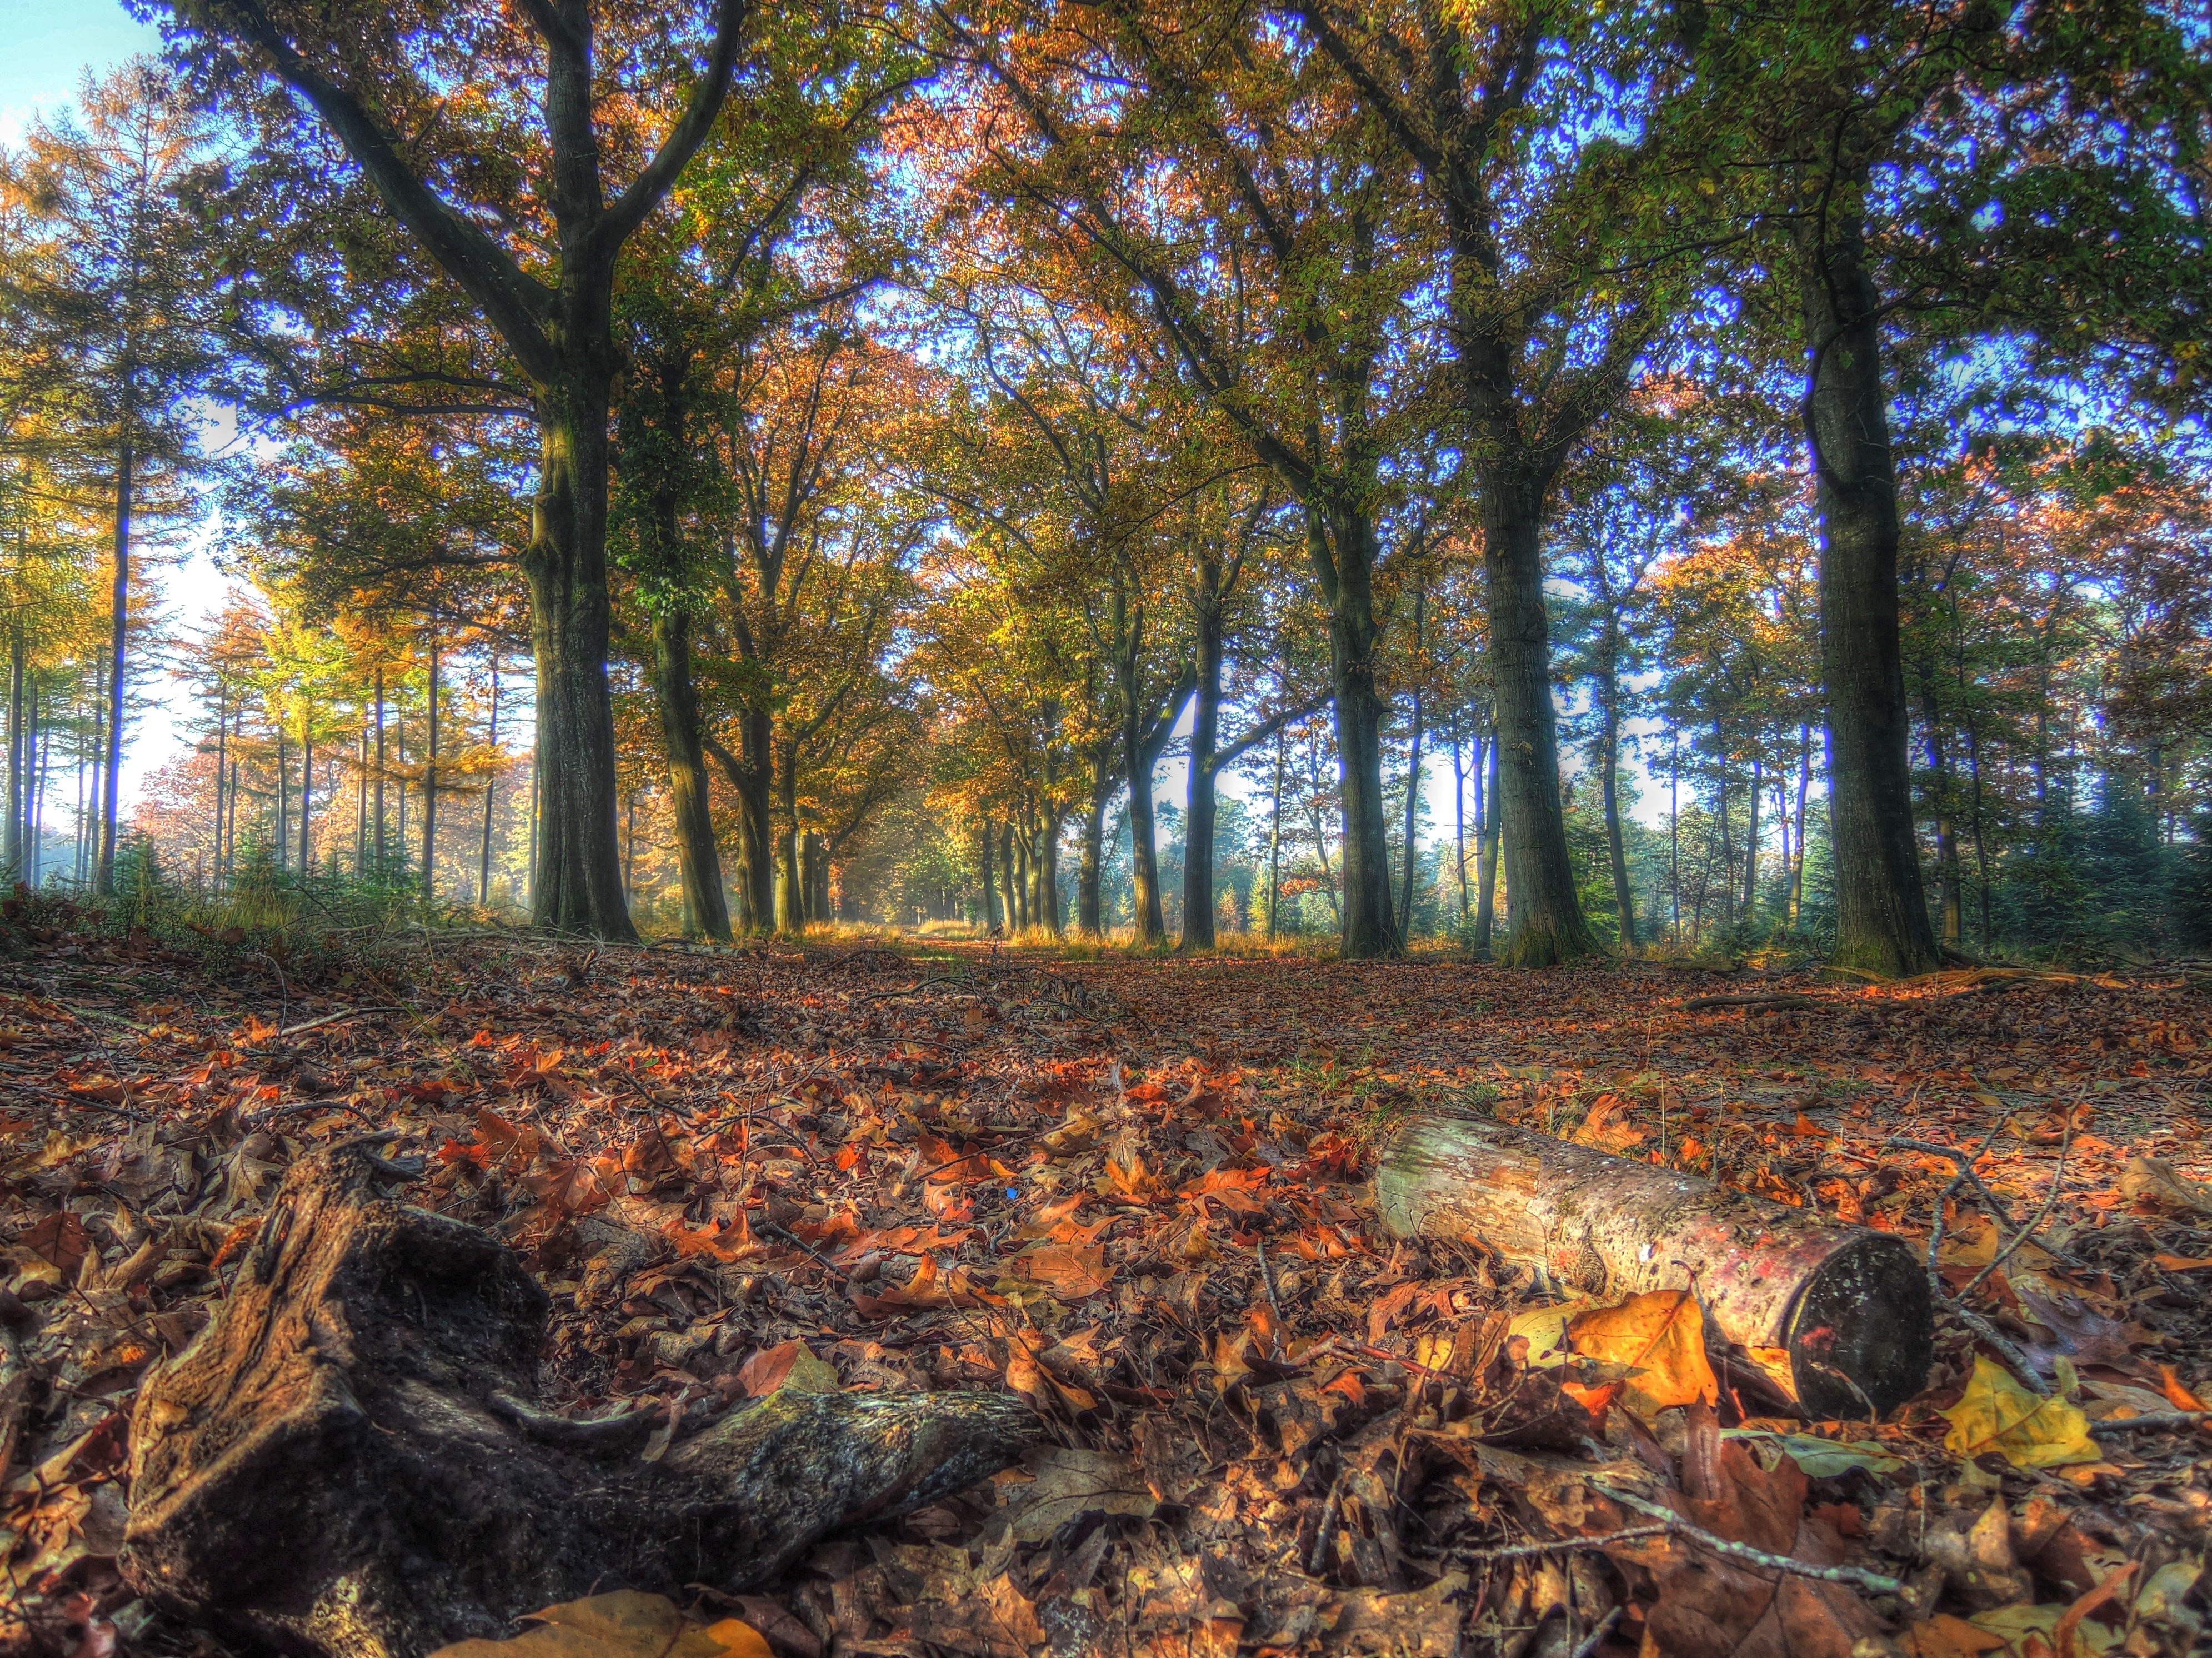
737, 1341, 839, 1397
1941, 1356, 2101, 1469
999, 1446, 1157, 1543
429, 1592, 770, 1658
2118, 1156, 2212, 1217
1008, 1241, 1111, 1299
1568, 1289, 1718, 1421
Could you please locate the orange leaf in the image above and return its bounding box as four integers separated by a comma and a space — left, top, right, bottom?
1791, 1111, 1834, 1139
1568, 1289, 1719, 1421
2156, 1364, 2207, 1413
1011, 1243, 1113, 1300
665, 1211, 759, 1264
2056, 1563, 2135, 1658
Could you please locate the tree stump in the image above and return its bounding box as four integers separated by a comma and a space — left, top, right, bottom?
121, 1146, 1038, 1658
1374, 1113, 1931, 1419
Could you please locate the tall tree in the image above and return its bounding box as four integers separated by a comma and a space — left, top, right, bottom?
1288, 3, 1715, 963
14, 62, 219, 894
159, 0, 754, 937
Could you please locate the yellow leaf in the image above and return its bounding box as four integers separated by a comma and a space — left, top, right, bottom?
1566, 1289, 1718, 1421
1940, 1356, 2101, 1469
1507, 1305, 1575, 1369
429, 1592, 772, 1658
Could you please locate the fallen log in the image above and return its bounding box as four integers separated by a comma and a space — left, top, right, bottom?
1373, 1113, 1931, 1420
121, 1145, 1038, 1658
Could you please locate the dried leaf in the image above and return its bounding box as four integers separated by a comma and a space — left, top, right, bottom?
428, 1592, 771, 1658
1568, 1289, 1718, 1421
1941, 1356, 2101, 1469
999, 1446, 1157, 1543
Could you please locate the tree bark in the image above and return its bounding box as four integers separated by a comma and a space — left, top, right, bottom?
525, 384, 636, 938
1397, 582, 1425, 936
121, 1148, 1037, 1658
1077, 772, 1108, 937
1311, 507, 1399, 959
422, 635, 440, 905
479, 658, 499, 906
97, 442, 131, 896
300, 716, 314, 875
1472, 731, 1502, 960
1179, 563, 1226, 952
1482, 492, 1597, 965
1797, 193, 1940, 978
1599, 679, 1635, 952
651, 610, 730, 940
1742, 755, 1761, 920
1375, 1113, 1931, 1419
1916, 661, 1963, 953
7, 623, 23, 878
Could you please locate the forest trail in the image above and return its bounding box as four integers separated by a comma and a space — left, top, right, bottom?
3, 925, 2209, 1658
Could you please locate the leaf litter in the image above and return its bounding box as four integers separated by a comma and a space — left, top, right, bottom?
0, 932, 2208, 1657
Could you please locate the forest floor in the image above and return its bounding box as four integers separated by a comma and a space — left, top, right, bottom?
2, 918, 2210, 1658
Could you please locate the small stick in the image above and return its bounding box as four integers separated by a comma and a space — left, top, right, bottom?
1571, 1607, 1623, 1658
2087, 1411, 2209, 1434
1462, 1526, 1670, 1565
1961, 1112, 2073, 1301
1891, 1126, 2049, 1396
1598, 1486, 1915, 1602
1255, 1237, 1285, 1329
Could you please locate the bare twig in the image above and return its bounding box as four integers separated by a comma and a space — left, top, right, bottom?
1597, 1486, 1915, 1602
2087, 1412, 2209, 1435
1255, 1237, 1285, 1329
1961, 1113, 2074, 1301
1889, 1126, 2050, 1395
1461, 1525, 1670, 1565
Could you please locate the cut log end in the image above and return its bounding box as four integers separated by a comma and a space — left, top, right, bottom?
1375, 1112, 1933, 1421
1784, 1231, 1932, 1419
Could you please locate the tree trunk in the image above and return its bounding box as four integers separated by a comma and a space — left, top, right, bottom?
1374, 1113, 1931, 1419
1180, 571, 1225, 952
650, 611, 730, 941
479, 659, 500, 905
1472, 733, 1502, 960
1398, 587, 1426, 938
1797, 195, 1940, 978
1790, 725, 1810, 927
1008, 822, 1027, 932
1072, 786, 1102, 937
1481, 491, 1596, 966
1312, 508, 1399, 958
1033, 811, 1063, 937
524, 384, 637, 939
1599, 662, 1635, 952
1450, 729, 1469, 921
774, 742, 802, 933
980, 817, 999, 932
423, 636, 439, 906
1916, 662, 1963, 954
1125, 693, 1167, 947
214, 687, 230, 881
1742, 755, 1761, 920
121, 1147, 1038, 1658
7, 623, 23, 878
277, 727, 291, 874
1266, 728, 1285, 938
97, 441, 132, 896
373, 667, 388, 872
300, 717, 314, 875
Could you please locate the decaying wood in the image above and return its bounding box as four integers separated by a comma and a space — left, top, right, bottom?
121, 1145, 1039, 1658
1374, 1113, 1931, 1419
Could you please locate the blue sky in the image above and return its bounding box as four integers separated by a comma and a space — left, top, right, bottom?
0, 0, 160, 139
